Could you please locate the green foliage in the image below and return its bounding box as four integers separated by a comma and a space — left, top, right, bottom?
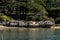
55, 24, 60, 26
0, 13, 13, 21
55, 17, 60, 24
0, 0, 60, 22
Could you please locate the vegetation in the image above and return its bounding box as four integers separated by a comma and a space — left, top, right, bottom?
0, 13, 14, 21
0, 0, 60, 24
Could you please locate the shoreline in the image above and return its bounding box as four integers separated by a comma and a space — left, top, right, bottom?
51, 26, 60, 29
0, 25, 60, 31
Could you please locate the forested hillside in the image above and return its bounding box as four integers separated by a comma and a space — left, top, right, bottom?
0, 0, 60, 24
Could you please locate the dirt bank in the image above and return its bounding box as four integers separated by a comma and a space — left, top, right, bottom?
51, 26, 60, 29
0, 25, 28, 31
0, 25, 60, 31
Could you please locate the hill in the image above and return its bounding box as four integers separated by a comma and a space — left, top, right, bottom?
0, 0, 60, 24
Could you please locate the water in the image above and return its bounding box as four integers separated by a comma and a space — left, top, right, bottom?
0, 28, 60, 40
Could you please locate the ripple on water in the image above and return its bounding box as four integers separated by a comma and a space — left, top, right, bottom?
0, 28, 60, 40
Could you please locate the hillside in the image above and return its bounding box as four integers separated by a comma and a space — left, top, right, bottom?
0, 0, 60, 24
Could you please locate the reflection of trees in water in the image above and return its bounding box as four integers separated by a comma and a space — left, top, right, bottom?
0, 29, 57, 40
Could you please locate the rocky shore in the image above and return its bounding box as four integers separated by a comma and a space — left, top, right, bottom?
51, 26, 60, 29
0, 25, 27, 31
0, 25, 60, 31
0, 25, 40, 31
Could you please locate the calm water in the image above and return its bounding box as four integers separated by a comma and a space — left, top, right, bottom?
0, 28, 60, 40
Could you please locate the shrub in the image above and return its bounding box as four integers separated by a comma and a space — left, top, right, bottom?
0, 13, 14, 21
55, 18, 60, 24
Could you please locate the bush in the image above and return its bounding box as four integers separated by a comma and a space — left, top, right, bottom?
55, 24, 60, 26
55, 18, 60, 24
0, 13, 14, 21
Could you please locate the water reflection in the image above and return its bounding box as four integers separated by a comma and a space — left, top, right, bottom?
0, 28, 60, 40
28, 28, 55, 40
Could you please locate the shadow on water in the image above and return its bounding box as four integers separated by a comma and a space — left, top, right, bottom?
0, 28, 60, 40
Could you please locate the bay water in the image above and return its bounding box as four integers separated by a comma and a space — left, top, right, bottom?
0, 28, 59, 40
